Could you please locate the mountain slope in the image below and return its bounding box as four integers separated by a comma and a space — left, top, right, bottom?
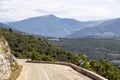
0, 23, 11, 29
1, 22, 120, 80
49, 38, 120, 63
0, 25, 81, 62
67, 18, 120, 38
0, 35, 11, 80
6, 15, 103, 37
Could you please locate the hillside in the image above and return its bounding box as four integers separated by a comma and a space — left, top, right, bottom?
0, 35, 11, 80
0, 26, 120, 79
67, 18, 120, 38
6, 15, 103, 37
49, 38, 120, 66
0, 26, 81, 63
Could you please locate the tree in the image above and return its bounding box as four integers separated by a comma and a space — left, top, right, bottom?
40, 54, 55, 61
82, 61, 92, 71
71, 53, 81, 65
89, 60, 99, 72
31, 51, 40, 60
9, 28, 13, 33
81, 54, 87, 61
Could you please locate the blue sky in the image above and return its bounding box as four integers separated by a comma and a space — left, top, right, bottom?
0, 0, 120, 22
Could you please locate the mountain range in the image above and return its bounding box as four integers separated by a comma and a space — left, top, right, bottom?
67, 18, 120, 38
1, 15, 120, 38
5, 15, 103, 37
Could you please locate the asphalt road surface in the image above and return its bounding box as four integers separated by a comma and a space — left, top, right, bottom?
17, 59, 92, 80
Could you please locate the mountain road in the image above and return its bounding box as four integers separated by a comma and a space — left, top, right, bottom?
16, 59, 92, 80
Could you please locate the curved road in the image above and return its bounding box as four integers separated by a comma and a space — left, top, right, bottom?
17, 59, 92, 80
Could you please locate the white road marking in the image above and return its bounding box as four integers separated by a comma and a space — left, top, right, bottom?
40, 67, 50, 80
25, 66, 27, 80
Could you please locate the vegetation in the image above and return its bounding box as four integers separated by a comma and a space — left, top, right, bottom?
49, 38, 120, 66
0, 27, 120, 79
0, 27, 79, 62
80, 58, 120, 80
9, 62, 22, 80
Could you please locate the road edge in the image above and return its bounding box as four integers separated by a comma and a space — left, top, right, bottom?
26, 60, 107, 80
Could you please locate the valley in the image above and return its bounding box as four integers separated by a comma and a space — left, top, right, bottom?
49, 38, 120, 66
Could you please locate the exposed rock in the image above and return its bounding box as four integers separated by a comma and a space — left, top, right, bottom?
0, 36, 11, 80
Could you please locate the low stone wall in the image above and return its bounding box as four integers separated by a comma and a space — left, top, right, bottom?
26, 60, 107, 80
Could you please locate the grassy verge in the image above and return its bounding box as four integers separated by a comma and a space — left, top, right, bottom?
9, 62, 22, 80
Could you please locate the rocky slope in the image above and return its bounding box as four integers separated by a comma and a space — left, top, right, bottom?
0, 35, 11, 80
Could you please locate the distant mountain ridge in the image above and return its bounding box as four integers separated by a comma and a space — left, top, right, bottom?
67, 18, 120, 38
0, 23, 29, 35
6, 15, 103, 37
0, 23, 10, 29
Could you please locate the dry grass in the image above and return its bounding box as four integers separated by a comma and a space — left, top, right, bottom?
9, 62, 22, 80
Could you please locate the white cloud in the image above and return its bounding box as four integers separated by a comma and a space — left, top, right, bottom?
0, 0, 120, 22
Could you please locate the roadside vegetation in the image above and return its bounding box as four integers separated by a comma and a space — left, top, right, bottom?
9, 61, 22, 80
0, 27, 120, 80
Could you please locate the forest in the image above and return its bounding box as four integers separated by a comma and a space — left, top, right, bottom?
0, 27, 120, 80
49, 38, 120, 66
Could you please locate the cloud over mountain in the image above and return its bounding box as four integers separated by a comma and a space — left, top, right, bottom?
0, 0, 120, 22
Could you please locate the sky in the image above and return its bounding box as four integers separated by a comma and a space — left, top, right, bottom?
0, 0, 120, 22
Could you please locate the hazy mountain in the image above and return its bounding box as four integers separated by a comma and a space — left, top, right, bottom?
6, 15, 103, 37
67, 18, 120, 38
0, 23, 31, 35
0, 23, 10, 29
